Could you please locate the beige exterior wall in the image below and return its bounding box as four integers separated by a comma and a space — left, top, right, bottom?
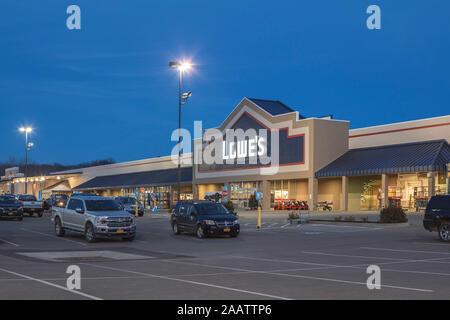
349, 115, 450, 149
317, 178, 342, 210
312, 118, 349, 171
294, 180, 308, 201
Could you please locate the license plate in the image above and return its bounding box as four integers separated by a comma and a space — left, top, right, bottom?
116, 229, 124, 233
223, 228, 231, 232
8, 212, 15, 216
30, 209, 35, 211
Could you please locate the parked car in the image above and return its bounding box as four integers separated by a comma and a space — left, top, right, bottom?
171, 200, 239, 238
0, 195, 23, 221
423, 194, 450, 241
17, 194, 44, 217
46, 193, 69, 209
113, 196, 144, 217
52, 195, 136, 242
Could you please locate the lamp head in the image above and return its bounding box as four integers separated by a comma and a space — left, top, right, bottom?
169, 61, 193, 72
19, 127, 32, 133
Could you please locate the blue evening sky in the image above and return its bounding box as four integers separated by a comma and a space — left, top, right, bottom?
0, 1, 448, 164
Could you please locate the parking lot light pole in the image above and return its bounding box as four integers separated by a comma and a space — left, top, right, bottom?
169, 61, 192, 202
19, 127, 33, 194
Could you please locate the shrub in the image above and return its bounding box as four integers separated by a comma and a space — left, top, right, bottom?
380, 206, 407, 223
248, 193, 259, 210
223, 201, 236, 215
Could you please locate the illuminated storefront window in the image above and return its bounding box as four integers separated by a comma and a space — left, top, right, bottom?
229, 181, 261, 209
270, 180, 298, 208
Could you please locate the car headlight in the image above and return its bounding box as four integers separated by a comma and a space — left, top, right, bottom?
203, 220, 215, 225
233, 219, 239, 225
97, 217, 109, 225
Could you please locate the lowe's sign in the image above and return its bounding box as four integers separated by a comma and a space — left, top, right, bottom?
196, 112, 305, 175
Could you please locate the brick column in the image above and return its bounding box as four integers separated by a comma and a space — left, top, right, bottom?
192, 184, 199, 200
381, 174, 388, 208
427, 172, 435, 198
308, 177, 318, 210
341, 176, 349, 211
261, 180, 271, 211
170, 187, 175, 206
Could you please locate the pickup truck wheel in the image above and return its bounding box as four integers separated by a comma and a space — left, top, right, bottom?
85, 223, 97, 243
438, 222, 450, 242
38, 212, 43, 218
55, 217, 65, 237
17, 216, 23, 222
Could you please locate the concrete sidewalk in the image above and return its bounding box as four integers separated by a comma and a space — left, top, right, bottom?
234, 210, 424, 227
144, 208, 424, 227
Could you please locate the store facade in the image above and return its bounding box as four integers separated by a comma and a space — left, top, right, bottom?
14, 97, 448, 213
193, 98, 449, 211
63, 156, 193, 209
193, 98, 349, 210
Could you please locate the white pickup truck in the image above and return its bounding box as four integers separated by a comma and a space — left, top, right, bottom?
17, 194, 44, 217
52, 194, 136, 242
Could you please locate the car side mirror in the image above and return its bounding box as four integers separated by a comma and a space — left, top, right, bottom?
75, 208, 84, 214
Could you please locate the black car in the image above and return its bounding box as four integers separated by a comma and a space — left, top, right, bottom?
171, 201, 239, 238
0, 195, 23, 221
46, 194, 69, 209
423, 194, 450, 241
113, 196, 144, 217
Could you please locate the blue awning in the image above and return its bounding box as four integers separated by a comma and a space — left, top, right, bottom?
315, 140, 450, 178
74, 167, 192, 190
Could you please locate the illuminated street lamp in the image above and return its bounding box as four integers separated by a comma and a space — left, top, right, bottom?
19, 127, 33, 194
169, 61, 193, 202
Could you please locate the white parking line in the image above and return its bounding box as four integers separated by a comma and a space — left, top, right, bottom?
414, 242, 450, 246
84, 263, 292, 300
0, 267, 102, 300
231, 254, 450, 278
0, 238, 20, 247
21, 228, 87, 246
309, 224, 370, 229
361, 247, 450, 255
166, 258, 433, 293
280, 224, 290, 229
302, 251, 404, 261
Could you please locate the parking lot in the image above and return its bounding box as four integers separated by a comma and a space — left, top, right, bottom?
0, 212, 449, 300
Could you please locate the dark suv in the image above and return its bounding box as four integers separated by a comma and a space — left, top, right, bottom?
423, 194, 450, 241
0, 195, 23, 221
171, 201, 239, 238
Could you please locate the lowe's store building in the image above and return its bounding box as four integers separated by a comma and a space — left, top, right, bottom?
10, 97, 450, 212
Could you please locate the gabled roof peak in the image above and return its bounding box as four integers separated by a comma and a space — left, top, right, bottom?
246, 97, 305, 118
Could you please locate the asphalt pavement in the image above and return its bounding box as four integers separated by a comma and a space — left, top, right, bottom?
0, 211, 448, 300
